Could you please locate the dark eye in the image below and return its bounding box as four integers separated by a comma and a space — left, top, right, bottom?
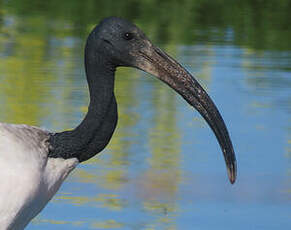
123, 32, 134, 40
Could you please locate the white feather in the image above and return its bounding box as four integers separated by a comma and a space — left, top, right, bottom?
0, 123, 79, 230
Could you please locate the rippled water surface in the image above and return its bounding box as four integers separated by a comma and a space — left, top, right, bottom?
0, 1, 290, 229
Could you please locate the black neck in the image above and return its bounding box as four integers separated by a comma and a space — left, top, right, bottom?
48, 41, 118, 162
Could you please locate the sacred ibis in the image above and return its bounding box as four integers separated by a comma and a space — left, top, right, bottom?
0, 17, 237, 230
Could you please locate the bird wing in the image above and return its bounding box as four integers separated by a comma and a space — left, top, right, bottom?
0, 123, 78, 230
0, 123, 51, 229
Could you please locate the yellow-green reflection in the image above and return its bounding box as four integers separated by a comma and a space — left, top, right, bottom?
0, 14, 84, 127
0, 31, 49, 125
141, 76, 181, 229
90, 220, 123, 229
55, 193, 126, 211
72, 166, 129, 191
32, 218, 124, 229
32, 218, 85, 227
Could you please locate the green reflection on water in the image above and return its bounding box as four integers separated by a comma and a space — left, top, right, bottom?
1, 0, 291, 49
55, 193, 127, 211
32, 218, 85, 227
32, 218, 123, 229
143, 83, 181, 229
90, 220, 124, 229
0, 32, 50, 125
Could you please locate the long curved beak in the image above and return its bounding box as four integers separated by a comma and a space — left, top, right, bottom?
133, 44, 237, 184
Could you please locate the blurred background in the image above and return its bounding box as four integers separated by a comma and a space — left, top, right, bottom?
0, 0, 290, 229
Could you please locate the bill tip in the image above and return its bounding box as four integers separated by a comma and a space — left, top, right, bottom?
227, 162, 237, 184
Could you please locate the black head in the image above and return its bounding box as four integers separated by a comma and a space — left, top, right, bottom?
86, 17, 151, 67
86, 17, 237, 184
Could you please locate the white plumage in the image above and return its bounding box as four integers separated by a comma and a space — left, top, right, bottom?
0, 123, 79, 230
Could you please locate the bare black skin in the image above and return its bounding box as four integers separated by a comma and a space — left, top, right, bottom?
49, 17, 237, 184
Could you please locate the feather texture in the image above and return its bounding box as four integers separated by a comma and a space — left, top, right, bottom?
0, 123, 79, 230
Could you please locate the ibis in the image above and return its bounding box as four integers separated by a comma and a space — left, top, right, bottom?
0, 17, 237, 230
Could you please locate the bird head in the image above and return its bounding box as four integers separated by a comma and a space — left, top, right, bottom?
87, 17, 237, 184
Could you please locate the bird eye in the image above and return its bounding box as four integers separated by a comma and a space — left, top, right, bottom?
123, 32, 134, 40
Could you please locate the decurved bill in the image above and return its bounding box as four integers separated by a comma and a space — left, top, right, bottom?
134, 44, 237, 184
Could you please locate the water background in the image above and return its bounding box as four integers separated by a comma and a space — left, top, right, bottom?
0, 1, 290, 229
